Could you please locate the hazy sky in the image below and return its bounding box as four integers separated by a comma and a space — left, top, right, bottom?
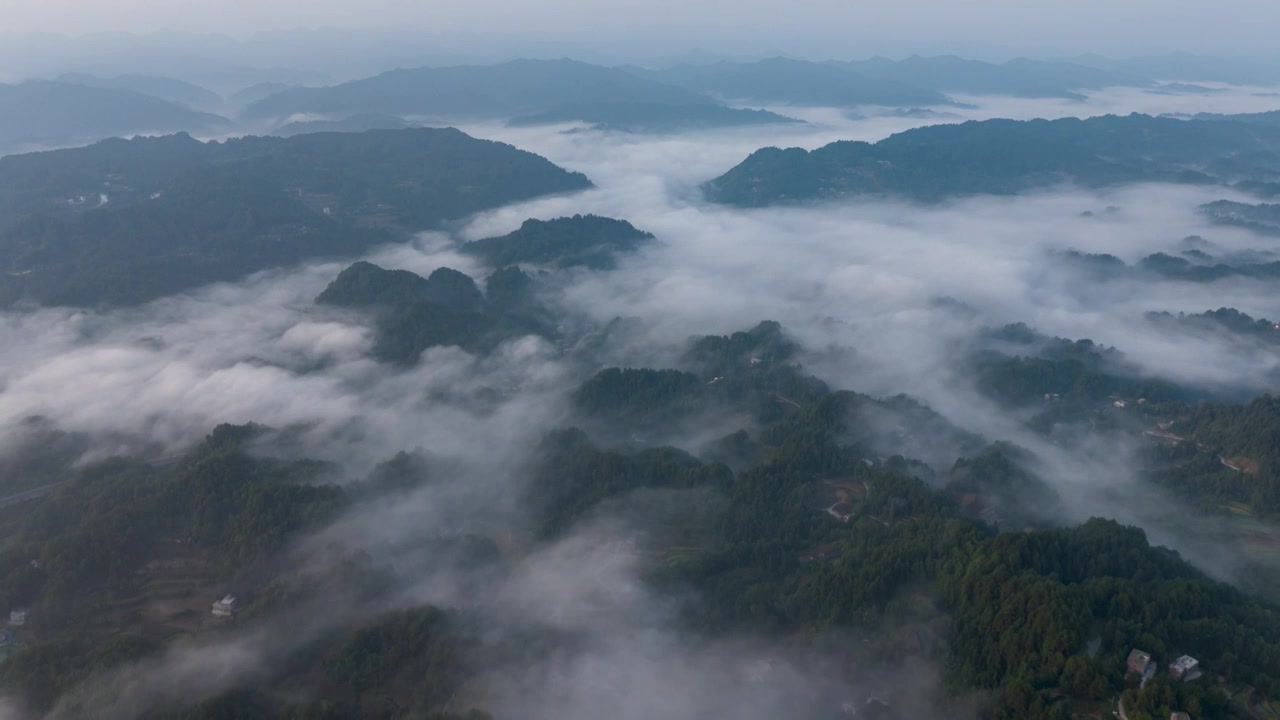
2, 0, 1278, 59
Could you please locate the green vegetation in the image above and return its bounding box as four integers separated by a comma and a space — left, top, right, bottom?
0, 424, 347, 714
528, 428, 732, 538
706, 112, 1280, 205
316, 261, 553, 364
0, 128, 591, 307
1057, 249, 1280, 285
573, 368, 707, 428
460, 215, 654, 270
1147, 396, 1280, 514
544, 346, 1280, 719
160, 606, 485, 720
1137, 252, 1280, 282
971, 323, 1189, 410
945, 443, 1062, 527
1146, 308, 1280, 340
314, 607, 468, 714
1202, 200, 1280, 236
568, 321, 830, 439
1121, 675, 1232, 720
970, 320, 1280, 518
6, 320, 1280, 719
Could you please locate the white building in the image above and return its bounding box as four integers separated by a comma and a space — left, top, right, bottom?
1169, 655, 1202, 681
211, 595, 238, 617
8, 610, 26, 626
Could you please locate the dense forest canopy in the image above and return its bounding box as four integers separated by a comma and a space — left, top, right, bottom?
705, 112, 1280, 205
8, 45, 1280, 720
0, 129, 591, 307
316, 260, 554, 364
460, 215, 654, 270
6, 316, 1280, 719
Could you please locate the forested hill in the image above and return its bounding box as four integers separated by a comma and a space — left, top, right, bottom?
316, 261, 554, 364
460, 214, 654, 269
0, 128, 591, 308
1149, 395, 1280, 515
5, 320, 1280, 718
705, 112, 1280, 206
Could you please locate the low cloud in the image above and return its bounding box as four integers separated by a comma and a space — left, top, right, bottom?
4, 86, 1280, 718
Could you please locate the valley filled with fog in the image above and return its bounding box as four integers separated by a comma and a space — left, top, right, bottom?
3, 59, 1280, 720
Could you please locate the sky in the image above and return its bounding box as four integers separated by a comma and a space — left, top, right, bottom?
2, 0, 1279, 59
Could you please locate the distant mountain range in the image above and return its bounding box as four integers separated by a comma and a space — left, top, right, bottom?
638, 56, 1149, 106
56, 72, 225, 112
634, 58, 950, 107
1073, 52, 1280, 86
0, 81, 229, 156
507, 102, 801, 133
241, 58, 715, 121
240, 55, 1161, 125
705, 112, 1280, 205
4, 52, 1271, 165
836, 55, 1149, 99
228, 81, 299, 108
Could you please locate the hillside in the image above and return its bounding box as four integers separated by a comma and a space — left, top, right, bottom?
5, 322, 1279, 719
460, 214, 654, 269
705, 112, 1280, 205
242, 58, 714, 121
639, 57, 948, 107
507, 102, 802, 133
270, 113, 412, 137
56, 73, 224, 112
840, 55, 1149, 98
0, 129, 592, 307
316, 261, 553, 364
0, 81, 229, 156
